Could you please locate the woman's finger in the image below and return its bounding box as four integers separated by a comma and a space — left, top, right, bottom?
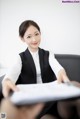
7, 80, 19, 92
2, 80, 19, 97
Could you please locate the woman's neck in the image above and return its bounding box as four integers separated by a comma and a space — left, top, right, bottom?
28, 47, 39, 53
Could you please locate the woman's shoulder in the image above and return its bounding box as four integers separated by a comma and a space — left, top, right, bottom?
39, 48, 55, 57
12, 54, 22, 65
39, 47, 49, 53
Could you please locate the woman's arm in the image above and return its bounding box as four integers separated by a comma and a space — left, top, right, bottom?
49, 52, 70, 83
2, 55, 22, 97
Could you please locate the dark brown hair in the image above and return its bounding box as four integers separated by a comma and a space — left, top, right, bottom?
19, 20, 40, 38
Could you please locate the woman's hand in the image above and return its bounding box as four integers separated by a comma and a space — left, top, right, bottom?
57, 69, 70, 83
2, 79, 19, 98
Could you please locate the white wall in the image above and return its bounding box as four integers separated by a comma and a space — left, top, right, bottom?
0, 0, 80, 67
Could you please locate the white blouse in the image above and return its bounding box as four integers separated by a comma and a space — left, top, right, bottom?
3, 49, 63, 84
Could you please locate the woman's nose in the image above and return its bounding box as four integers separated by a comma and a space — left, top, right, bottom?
32, 37, 36, 42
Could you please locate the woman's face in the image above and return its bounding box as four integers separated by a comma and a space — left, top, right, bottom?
22, 25, 41, 52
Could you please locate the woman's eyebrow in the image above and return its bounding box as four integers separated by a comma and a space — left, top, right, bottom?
34, 31, 39, 33
27, 34, 32, 36
27, 31, 39, 36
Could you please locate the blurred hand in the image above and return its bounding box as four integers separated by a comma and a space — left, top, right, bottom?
2, 79, 19, 98
57, 69, 70, 83
71, 81, 80, 88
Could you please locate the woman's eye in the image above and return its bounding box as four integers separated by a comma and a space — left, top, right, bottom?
35, 33, 39, 36
27, 36, 31, 38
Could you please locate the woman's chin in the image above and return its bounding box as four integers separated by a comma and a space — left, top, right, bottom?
31, 45, 39, 49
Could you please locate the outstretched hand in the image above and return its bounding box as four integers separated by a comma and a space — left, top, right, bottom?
2, 79, 19, 98
57, 69, 70, 83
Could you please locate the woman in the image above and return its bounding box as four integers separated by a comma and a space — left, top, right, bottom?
1, 20, 80, 119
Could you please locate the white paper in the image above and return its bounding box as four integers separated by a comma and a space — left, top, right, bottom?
10, 81, 80, 105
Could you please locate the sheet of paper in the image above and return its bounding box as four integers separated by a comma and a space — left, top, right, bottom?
10, 81, 80, 105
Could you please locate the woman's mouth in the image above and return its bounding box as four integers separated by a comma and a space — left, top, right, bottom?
32, 43, 38, 45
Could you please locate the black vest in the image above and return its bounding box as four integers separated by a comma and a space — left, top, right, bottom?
16, 48, 56, 84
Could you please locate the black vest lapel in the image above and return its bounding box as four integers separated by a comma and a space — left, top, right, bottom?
25, 48, 36, 78
38, 48, 44, 76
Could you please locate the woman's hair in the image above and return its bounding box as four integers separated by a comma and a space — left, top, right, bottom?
19, 20, 40, 38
